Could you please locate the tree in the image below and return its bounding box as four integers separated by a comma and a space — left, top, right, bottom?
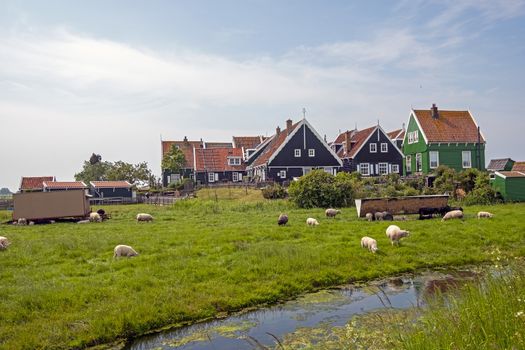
161, 145, 186, 174
75, 158, 111, 183
288, 170, 354, 208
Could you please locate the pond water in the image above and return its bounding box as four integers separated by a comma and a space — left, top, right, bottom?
123, 269, 479, 350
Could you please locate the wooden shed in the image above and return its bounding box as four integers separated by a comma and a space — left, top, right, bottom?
491, 171, 525, 202
354, 194, 449, 217
13, 190, 91, 221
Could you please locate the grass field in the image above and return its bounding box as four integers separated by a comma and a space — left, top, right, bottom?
0, 189, 524, 349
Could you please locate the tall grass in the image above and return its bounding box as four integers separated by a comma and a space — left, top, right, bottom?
0, 194, 524, 349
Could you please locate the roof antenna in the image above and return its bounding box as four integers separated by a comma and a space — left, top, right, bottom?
302, 107, 306, 119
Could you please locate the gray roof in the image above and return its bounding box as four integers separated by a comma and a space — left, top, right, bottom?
487, 158, 513, 171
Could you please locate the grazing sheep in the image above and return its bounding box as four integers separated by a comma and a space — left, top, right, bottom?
374, 212, 384, 221
17, 218, 27, 226
325, 208, 341, 218
385, 225, 410, 246
477, 211, 494, 219
89, 212, 102, 223
77, 220, 91, 224
365, 212, 374, 222
393, 215, 407, 221
0, 236, 10, 250
382, 211, 394, 221
113, 244, 139, 258
360, 236, 378, 253
278, 213, 288, 226
136, 213, 154, 222
442, 210, 463, 221
306, 218, 319, 226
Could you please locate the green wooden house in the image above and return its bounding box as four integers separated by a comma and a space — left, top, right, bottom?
402, 104, 486, 175
491, 171, 525, 202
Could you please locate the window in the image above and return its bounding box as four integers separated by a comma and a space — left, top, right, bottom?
308, 149, 315, 157
416, 153, 422, 172
208, 173, 215, 183
462, 151, 472, 168
414, 130, 419, 142
381, 143, 388, 153
392, 164, 399, 173
294, 149, 301, 157
406, 155, 412, 172
369, 143, 377, 153
429, 151, 439, 169
228, 157, 241, 166
303, 167, 312, 175
232, 172, 239, 182
359, 163, 370, 176
170, 174, 180, 183
378, 163, 388, 175
279, 170, 286, 178
408, 132, 413, 144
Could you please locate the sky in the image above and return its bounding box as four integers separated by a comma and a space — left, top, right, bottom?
1, 0, 525, 191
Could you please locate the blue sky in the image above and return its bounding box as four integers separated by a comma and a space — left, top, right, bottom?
1, 0, 525, 190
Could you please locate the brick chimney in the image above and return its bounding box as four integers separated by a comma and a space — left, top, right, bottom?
431, 103, 439, 119
344, 130, 352, 154
286, 119, 293, 134
276, 126, 281, 135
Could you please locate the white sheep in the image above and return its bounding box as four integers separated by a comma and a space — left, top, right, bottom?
136, 213, 154, 222
0, 236, 10, 250
278, 213, 288, 226
89, 212, 102, 223
306, 218, 319, 226
113, 244, 139, 258
360, 236, 378, 253
365, 212, 374, 222
477, 211, 494, 219
325, 208, 341, 218
374, 212, 384, 221
386, 225, 410, 246
17, 218, 27, 226
442, 210, 463, 221
77, 220, 91, 224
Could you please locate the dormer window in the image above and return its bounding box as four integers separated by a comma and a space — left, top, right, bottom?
370, 143, 377, 153
228, 157, 241, 166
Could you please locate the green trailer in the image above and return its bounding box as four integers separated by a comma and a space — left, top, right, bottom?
491, 171, 525, 202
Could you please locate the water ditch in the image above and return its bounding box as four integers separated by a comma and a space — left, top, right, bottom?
123, 267, 483, 350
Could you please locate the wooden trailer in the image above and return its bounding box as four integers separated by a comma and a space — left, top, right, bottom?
355, 195, 449, 218
13, 190, 91, 221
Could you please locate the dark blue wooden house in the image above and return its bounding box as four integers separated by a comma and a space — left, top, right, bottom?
332, 125, 404, 176
246, 118, 342, 182
90, 181, 134, 199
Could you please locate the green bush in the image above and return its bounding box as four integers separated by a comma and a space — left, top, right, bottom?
288, 170, 353, 208
261, 183, 287, 199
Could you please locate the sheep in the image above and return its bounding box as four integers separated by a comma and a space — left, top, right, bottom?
374, 212, 384, 221
365, 212, 374, 222
360, 236, 378, 253
477, 211, 494, 219
393, 215, 407, 221
77, 220, 91, 224
89, 212, 102, 223
306, 218, 319, 226
325, 208, 341, 218
442, 210, 463, 221
386, 225, 410, 246
113, 244, 139, 258
28, 221, 34, 225
278, 213, 288, 226
17, 218, 27, 226
382, 211, 394, 221
0, 236, 10, 250
136, 213, 154, 222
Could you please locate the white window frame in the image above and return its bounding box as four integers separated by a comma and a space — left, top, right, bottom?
228, 157, 241, 166
462, 151, 472, 168
359, 163, 370, 176
279, 170, 286, 178
378, 162, 388, 175
414, 130, 419, 142
232, 172, 239, 182
392, 164, 399, 173
406, 155, 412, 172
308, 149, 315, 157
380, 143, 388, 153
171, 174, 180, 183
208, 173, 215, 183
408, 132, 413, 144
416, 153, 422, 172
294, 149, 301, 157
429, 151, 439, 169
369, 143, 377, 153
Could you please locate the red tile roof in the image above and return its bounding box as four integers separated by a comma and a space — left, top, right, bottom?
250, 122, 301, 167
20, 176, 55, 191
204, 142, 233, 149
388, 129, 405, 140
162, 140, 203, 169
43, 181, 88, 189
497, 171, 525, 178
512, 162, 525, 172
232, 136, 266, 149
90, 181, 132, 188
194, 147, 246, 172
413, 109, 485, 143
334, 126, 376, 158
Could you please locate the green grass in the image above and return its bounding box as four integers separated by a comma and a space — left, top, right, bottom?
0, 190, 524, 349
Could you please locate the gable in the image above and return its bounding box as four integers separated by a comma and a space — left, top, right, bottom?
413, 109, 485, 143
350, 126, 404, 160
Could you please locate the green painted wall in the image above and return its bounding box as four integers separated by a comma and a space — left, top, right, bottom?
491, 175, 525, 201
491, 175, 507, 197
402, 113, 486, 174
